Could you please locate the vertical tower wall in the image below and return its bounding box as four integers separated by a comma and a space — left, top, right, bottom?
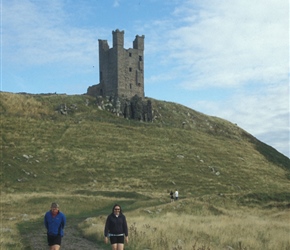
98, 39, 108, 96
98, 29, 145, 99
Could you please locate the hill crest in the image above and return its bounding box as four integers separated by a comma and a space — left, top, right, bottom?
1, 91, 289, 197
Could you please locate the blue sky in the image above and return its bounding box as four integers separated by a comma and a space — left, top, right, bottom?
1, 0, 289, 158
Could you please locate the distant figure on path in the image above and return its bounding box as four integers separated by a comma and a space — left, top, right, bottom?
170, 190, 174, 202
104, 204, 129, 250
175, 190, 179, 201
44, 202, 66, 250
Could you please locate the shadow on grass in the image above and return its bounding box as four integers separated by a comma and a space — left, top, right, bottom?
72, 190, 151, 200
239, 192, 290, 209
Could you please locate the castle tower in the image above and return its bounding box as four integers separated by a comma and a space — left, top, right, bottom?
91, 29, 145, 99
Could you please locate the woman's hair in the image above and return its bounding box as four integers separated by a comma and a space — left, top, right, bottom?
112, 204, 122, 213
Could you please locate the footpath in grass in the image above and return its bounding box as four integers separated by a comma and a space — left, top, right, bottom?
20, 217, 105, 250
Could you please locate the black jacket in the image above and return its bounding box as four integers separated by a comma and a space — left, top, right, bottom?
104, 213, 128, 237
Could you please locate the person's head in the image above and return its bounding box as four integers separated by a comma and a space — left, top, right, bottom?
50, 202, 59, 215
112, 204, 122, 215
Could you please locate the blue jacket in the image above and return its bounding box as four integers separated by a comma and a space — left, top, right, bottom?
44, 211, 66, 236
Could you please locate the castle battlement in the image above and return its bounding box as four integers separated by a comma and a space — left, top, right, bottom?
87, 29, 145, 99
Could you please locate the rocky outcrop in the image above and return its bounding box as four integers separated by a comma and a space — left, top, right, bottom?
96, 95, 152, 122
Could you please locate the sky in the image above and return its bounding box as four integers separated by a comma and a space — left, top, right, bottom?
1, 0, 289, 158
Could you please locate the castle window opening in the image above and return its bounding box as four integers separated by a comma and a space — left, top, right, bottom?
139, 56, 142, 61
100, 71, 103, 80
130, 84, 132, 89
129, 67, 132, 72
129, 52, 132, 57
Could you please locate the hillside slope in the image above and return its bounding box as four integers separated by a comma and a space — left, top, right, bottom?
1, 92, 289, 198
1, 91, 290, 249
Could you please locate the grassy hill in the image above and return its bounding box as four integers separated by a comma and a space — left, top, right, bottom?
1, 92, 290, 249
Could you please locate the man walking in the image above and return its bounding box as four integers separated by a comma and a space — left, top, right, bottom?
44, 202, 66, 250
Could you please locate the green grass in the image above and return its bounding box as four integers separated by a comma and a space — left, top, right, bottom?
1, 92, 289, 195
1, 92, 290, 249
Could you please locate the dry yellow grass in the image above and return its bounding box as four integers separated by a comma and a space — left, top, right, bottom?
0, 191, 113, 249
80, 201, 290, 250
1, 190, 290, 249
0, 92, 52, 117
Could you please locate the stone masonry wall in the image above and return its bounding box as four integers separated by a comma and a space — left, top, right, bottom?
87, 29, 145, 100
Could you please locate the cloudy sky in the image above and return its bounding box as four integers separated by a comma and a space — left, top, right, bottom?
2, 0, 289, 157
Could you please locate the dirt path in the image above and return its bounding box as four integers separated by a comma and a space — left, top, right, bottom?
24, 221, 104, 250
60, 224, 104, 250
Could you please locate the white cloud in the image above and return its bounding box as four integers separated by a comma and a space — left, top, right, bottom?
2, 0, 99, 67
190, 83, 289, 157
161, 0, 289, 90
151, 0, 289, 157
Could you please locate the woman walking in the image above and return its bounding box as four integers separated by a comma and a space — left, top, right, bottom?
104, 204, 128, 250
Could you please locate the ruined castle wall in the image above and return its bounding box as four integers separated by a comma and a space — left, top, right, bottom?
98, 39, 118, 97
88, 29, 145, 99
119, 35, 144, 98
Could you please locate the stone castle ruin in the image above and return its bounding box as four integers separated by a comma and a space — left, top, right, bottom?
87, 29, 152, 121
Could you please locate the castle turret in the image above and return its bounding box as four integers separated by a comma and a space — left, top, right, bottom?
113, 29, 124, 48
133, 35, 145, 50
86, 29, 151, 121
87, 29, 145, 99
